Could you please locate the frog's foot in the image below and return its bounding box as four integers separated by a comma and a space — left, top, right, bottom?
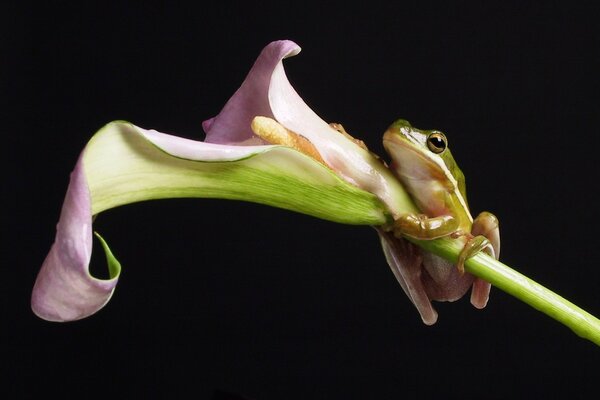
456, 235, 494, 275
469, 212, 500, 308
471, 211, 500, 258
455, 211, 500, 275
393, 213, 459, 240
329, 122, 369, 151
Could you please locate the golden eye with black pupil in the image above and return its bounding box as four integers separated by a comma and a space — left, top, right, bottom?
426, 132, 447, 154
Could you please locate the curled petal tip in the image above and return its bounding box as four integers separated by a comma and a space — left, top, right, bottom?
31, 252, 118, 322
268, 39, 301, 58
31, 157, 119, 322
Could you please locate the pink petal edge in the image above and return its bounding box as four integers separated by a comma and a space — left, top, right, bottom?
140, 127, 275, 161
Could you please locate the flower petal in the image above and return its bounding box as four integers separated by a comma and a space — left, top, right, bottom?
203, 40, 417, 217
31, 157, 120, 321
33, 121, 390, 321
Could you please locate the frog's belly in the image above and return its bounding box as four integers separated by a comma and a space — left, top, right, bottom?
421, 252, 474, 302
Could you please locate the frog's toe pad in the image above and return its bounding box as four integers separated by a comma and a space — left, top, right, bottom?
470, 278, 491, 309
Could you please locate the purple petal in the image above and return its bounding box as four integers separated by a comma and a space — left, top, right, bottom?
31, 155, 118, 322
203, 40, 401, 210
204, 40, 301, 145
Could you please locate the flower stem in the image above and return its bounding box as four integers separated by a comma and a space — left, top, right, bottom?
412, 236, 600, 346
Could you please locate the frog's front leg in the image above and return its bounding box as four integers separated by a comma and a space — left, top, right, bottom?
393, 213, 459, 240
461, 212, 500, 308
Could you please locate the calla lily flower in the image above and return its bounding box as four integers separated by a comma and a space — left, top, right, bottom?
31, 40, 600, 347
32, 40, 420, 322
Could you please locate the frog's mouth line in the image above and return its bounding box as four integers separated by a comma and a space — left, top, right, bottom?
382, 133, 447, 183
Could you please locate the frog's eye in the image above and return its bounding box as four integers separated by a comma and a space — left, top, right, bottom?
427, 132, 447, 154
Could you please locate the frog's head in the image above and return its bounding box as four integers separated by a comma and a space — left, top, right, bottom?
382, 119, 467, 212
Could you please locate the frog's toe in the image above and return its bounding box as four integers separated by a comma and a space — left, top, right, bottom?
471, 278, 491, 309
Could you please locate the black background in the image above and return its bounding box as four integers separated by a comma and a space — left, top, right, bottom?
4, 2, 600, 398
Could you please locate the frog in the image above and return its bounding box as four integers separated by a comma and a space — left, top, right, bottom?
379, 119, 500, 325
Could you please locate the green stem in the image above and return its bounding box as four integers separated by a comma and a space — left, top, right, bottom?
412, 237, 600, 346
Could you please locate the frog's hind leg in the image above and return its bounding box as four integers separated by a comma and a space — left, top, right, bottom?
377, 228, 438, 325
468, 212, 500, 308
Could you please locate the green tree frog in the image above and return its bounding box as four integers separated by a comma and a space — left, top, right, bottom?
379, 119, 500, 325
